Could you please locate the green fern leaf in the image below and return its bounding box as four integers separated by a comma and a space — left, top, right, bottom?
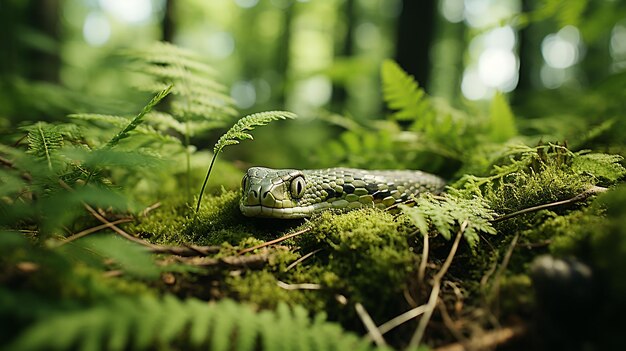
402, 193, 497, 248
489, 92, 518, 142
211, 299, 239, 351
233, 302, 259, 351
20, 122, 64, 170
159, 294, 191, 344
381, 59, 433, 121
105, 84, 173, 148
188, 299, 214, 347
213, 111, 297, 154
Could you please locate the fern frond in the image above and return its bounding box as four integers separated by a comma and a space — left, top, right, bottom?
20, 122, 64, 170
8, 293, 384, 351
196, 111, 297, 211
489, 92, 518, 142
105, 84, 173, 148
136, 64, 227, 92
213, 111, 298, 154
133, 41, 219, 76
401, 193, 497, 248
69, 113, 181, 144
381, 59, 433, 121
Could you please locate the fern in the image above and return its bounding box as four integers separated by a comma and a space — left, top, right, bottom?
6, 293, 384, 351
400, 193, 497, 248
196, 111, 297, 211
381, 59, 434, 122
105, 84, 173, 149
127, 42, 237, 199
489, 92, 518, 142
69, 113, 180, 144
20, 122, 65, 170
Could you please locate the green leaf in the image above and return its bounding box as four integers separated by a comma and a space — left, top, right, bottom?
105, 84, 173, 149
213, 111, 297, 154
489, 92, 517, 143
20, 122, 64, 170
381, 59, 432, 121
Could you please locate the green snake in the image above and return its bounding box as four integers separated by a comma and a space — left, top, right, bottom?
240, 167, 445, 218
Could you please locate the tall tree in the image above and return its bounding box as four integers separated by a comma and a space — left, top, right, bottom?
395, 0, 436, 90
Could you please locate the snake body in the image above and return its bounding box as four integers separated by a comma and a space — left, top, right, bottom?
240, 167, 445, 218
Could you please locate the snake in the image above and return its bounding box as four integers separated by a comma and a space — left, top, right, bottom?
240, 167, 446, 218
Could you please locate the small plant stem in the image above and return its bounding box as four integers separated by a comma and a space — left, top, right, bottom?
58, 218, 134, 245
185, 121, 191, 201
488, 231, 520, 312
409, 220, 466, 348
373, 304, 429, 337
285, 248, 322, 271
491, 186, 607, 223
418, 230, 429, 288
195, 151, 218, 212
355, 302, 387, 347
434, 324, 526, 351
237, 227, 311, 255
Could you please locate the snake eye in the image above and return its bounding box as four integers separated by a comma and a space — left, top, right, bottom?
290, 176, 306, 199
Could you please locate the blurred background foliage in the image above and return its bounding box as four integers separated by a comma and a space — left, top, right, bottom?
1, 0, 626, 172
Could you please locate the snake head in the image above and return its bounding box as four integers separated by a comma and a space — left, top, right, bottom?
240, 167, 311, 218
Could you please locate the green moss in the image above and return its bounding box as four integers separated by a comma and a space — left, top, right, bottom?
295, 209, 416, 320
130, 189, 299, 246
226, 270, 324, 310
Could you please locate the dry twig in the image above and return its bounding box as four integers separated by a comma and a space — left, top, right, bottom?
418, 230, 429, 289
492, 186, 607, 223
285, 248, 322, 271
148, 244, 221, 256
488, 231, 520, 312
58, 218, 134, 245
434, 324, 526, 351
355, 302, 387, 348
277, 281, 322, 290
166, 252, 270, 269
409, 220, 467, 348
374, 304, 429, 336
238, 227, 311, 255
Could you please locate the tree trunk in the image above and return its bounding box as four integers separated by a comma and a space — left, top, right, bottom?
395, 0, 436, 90
25, 0, 61, 82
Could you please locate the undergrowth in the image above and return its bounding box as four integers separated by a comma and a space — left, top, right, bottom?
1, 40, 626, 351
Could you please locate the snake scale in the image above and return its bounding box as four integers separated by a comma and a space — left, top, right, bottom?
240, 167, 445, 218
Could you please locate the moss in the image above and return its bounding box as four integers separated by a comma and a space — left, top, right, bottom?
130, 189, 300, 246
225, 270, 324, 310
295, 209, 416, 320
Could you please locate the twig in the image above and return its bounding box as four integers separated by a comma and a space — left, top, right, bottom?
491, 186, 607, 223
409, 220, 466, 348
277, 281, 322, 290
355, 302, 387, 348
57, 218, 134, 245
433, 324, 526, 351
285, 248, 322, 271
238, 227, 311, 255
166, 252, 270, 269
82, 203, 160, 249
0, 155, 14, 167
141, 202, 161, 217
374, 304, 429, 336
418, 230, 429, 289
149, 244, 221, 256
437, 300, 467, 344
488, 231, 520, 310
